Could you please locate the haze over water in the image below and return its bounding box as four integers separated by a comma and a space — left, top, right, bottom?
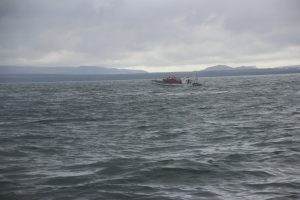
0, 74, 299, 200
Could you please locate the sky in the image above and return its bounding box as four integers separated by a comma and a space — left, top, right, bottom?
0, 0, 300, 72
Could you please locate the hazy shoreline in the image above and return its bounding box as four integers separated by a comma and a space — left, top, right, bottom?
1, 67, 300, 83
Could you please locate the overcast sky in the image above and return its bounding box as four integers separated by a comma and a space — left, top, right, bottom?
0, 0, 300, 72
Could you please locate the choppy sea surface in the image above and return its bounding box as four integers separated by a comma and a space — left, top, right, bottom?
0, 74, 300, 200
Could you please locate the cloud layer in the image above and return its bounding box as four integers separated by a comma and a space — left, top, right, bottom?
1, 0, 300, 71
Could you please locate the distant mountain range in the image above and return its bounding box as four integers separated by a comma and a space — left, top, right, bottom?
195, 64, 300, 77
203, 65, 257, 71
1, 64, 300, 75
203, 64, 300, 71
0, 64, 300, 83
0, 65, 147, 75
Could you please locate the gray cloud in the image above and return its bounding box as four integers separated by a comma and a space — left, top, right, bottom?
0, 0, 300, 71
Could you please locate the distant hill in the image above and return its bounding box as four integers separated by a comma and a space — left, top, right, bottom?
204, 65, 257, 71
203, 65, 233, 71
235, 66, 257, 70
278, 65, 300, 69
0, 65, 147, 75
197, 64, 300, 77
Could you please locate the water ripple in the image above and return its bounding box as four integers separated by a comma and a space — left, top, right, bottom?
0, 74, 300, 200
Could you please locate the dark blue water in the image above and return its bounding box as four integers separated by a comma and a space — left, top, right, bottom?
0, 74, 300, 200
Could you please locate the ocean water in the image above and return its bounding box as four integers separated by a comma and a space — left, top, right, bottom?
0, 74, 299, 200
